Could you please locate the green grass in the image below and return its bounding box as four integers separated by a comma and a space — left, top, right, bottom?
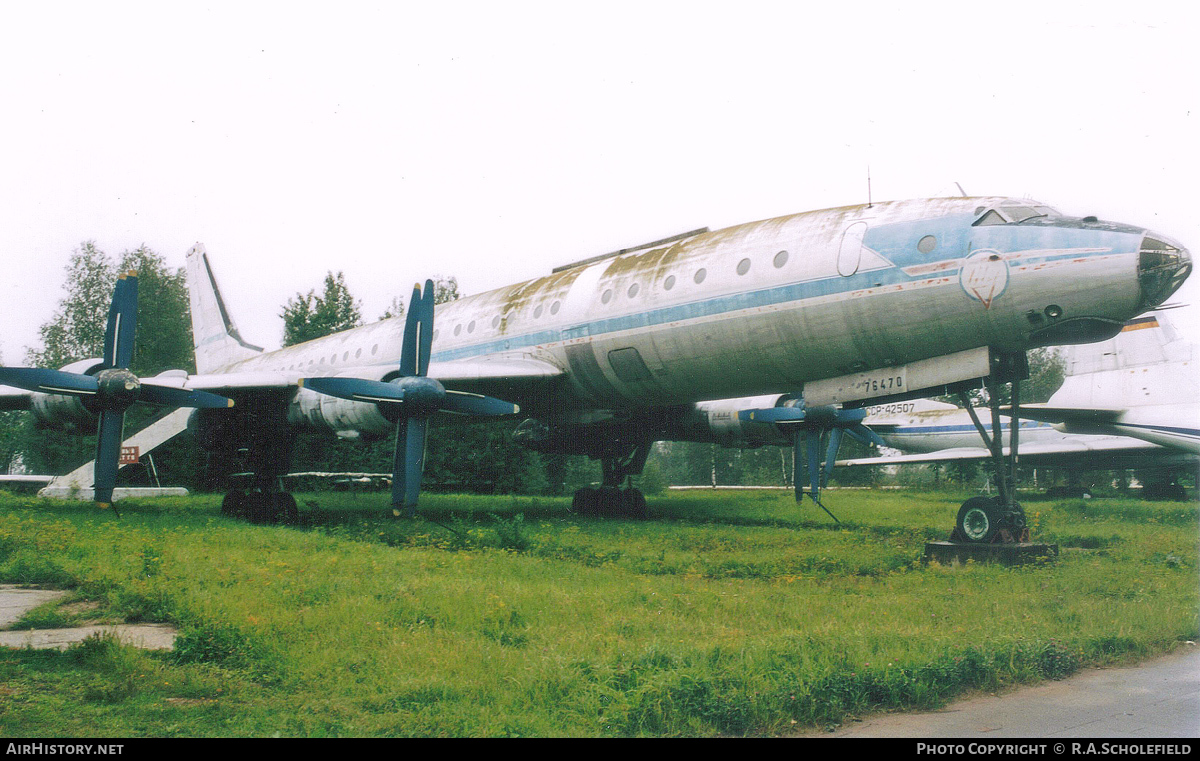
0, 488, 1195, 737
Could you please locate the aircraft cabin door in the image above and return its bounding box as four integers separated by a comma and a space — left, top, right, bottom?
837, 221, 868, 277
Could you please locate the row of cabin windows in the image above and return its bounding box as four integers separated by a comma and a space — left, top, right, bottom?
285, 343, 379, 370
601, 249, 789, 304
441, 249, 794, 338
447, 298, 565, 338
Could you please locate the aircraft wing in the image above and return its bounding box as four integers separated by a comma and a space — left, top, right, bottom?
0, 385, 32, 411
162, 357, 564, 401
1004, 404, 1124, 425
837, 436, 1168, 469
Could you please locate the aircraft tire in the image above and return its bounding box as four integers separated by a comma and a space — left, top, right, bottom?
956, 496, 1003, 543
595, 487, 623, 517
274, 492, 300, 525
572, 487, 600, 517
620, 489, 648, 520
243, 492, 273, 524
221, 491, 246, 518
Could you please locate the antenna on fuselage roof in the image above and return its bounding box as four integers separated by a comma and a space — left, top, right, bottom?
867, 166, 872, 208
955, 182, 967, 197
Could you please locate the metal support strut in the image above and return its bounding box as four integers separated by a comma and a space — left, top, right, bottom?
954, 352, 1030, 543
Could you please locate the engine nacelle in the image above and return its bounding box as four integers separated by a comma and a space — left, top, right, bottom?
28, 358, 106, 433
689, 394, 797, 448
288, 367, 399, 440
512, 393, 800, 456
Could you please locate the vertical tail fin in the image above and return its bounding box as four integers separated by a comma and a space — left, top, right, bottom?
185, 244, 264, 373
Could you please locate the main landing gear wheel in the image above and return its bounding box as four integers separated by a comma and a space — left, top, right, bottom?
221, 491, 245, 518
954, 496, 1028, 544
955, 496, 1002, 543
571, 487, 648, 519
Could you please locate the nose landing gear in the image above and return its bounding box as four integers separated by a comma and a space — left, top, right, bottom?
952, 353, 1030, 545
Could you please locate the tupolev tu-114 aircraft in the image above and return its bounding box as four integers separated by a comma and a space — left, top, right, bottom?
0, 196, 1190, 538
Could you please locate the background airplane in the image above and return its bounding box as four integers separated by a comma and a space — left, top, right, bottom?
836, 309, 1199, 499
0, 196, 1190, 536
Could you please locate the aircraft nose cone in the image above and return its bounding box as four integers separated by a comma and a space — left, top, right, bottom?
1138, 233, 1192, 309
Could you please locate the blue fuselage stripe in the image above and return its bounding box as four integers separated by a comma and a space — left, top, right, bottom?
430, 240, 1131, 364
1115, 423, 1200, 439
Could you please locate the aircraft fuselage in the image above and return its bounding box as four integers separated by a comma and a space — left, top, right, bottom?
213, 197, 1188, 429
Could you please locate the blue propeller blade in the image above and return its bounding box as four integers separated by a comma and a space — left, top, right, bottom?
138, 383, 235, 409
441, 390, 519, 417
0, 367, 100, 397
792, 433, 803, 503
94, 410, 124, 507
822, 428, 845, 487
806, 429, 821, 503
392, 415, 429, 516
833, 407, 868, 424
416, 279, 434, 377
399, 282, 423, 377
300, 379, 517, 417
103, 273, 138, 369
845, 423, 887, 449
301, 376, 406, 404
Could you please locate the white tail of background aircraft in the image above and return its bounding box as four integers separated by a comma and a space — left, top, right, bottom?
840, 308, 1199, 498
1022, 308, 1200, 453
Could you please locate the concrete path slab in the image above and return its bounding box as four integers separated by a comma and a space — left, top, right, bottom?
0, 584, 177, 651
0, 624, 176, 651
0, 585, 68, 628
800, 646, 1200, 738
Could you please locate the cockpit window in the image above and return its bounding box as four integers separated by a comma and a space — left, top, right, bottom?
1003, 205, 1056, 223
973, 205, 1058, 226
974, 210, 1008, 226
1002, 206, 1041, 222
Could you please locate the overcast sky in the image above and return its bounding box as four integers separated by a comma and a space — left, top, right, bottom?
1, 1, 1197, 363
